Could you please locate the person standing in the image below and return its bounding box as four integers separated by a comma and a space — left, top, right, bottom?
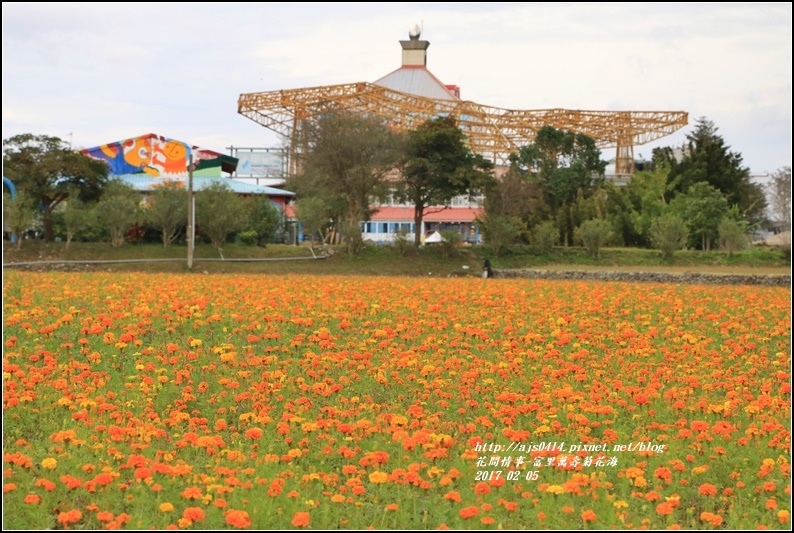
483, 258, 493, 278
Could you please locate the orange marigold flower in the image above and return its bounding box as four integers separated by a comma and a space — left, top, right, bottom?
183, 507, 205, 521
474, 482, 490, 495
385, 503, 399, 511
691, 421, 710, 432
765, 499, 778, 510
3, 483, 17, 493
225, 509, 252, 529
459, 506, 480, 519
159, 503, 174, 512
291, 511, 310, 527
180, 486, 203, 500
57, 510, 82, 525
23, 494, 41, 505
245, 428, 263, 440
581, 510, 597, 522
698, 483, 718, 496
444, 491, 461, 503
134, 467, 152, 480
93, 473, 114, 486
96, 511, 114, 522
657, 502, 675, 515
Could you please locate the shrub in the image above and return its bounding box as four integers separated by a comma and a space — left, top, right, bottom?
391, 228, 415, 256
575, 219, 612, 259
438, 229, 462, 259
718, 218, 748, 256
531, 221, 558, 254
650, 214, 689, 259
237, 230, 258, 246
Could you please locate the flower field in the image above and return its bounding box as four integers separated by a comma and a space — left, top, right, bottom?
2, 271, 791, 530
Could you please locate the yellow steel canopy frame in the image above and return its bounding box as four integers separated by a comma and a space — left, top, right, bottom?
238, 82, 688, 175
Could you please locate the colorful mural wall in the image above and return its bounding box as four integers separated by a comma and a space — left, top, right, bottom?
81, 134, 232, 178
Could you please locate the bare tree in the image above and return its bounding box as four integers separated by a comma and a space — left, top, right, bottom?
767, 166, 791, 233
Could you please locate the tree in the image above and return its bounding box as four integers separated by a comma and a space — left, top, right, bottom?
476, 163, 545, 255
290, 112, 403, 255
3, 190, 38, 250
398, 116, 494, 246
656, 117, 766, 223
515, 126, 606, 245
605, 166, 672, 248
295, 196, 331, 248
195, 182, 248, 249
245, 197, 282, 246
670, 182, 729, 251
95, 179, 141, 247
2, 134, 108, 241
575, 218, 612, 259
145, 181, 188, 248
718, 217, 748, 256
767, 166, 791, 233
650, 214, 689, 259
62, 189, 98, 250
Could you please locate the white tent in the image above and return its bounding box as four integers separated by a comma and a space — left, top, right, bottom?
424, 230, 446, 244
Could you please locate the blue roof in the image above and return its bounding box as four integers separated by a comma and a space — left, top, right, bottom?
113, 174, 294, 196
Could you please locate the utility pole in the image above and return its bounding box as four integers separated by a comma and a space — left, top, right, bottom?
187, 154, 194, 269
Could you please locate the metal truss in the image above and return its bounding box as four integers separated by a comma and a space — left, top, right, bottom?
239, 82, 688, 174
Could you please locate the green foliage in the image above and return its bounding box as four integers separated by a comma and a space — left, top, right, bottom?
390, 228, 415, 257
718, 217, 748, 256
145, 181, 187, 248
531, 221, 559, 254
514, 126, 607, 246
516, 126, 607, 210
95, 179, 141, 248
650, 214, 689, 259
246, 198, 282, 246
289, 111, 403, 255
481, 167, 546, 243
475, 213, 524, 257
575, 218, 612, 259
3, 190, 38, 249
195, 182, 249, 249
670, 182, 729, 251
437, 229, 462, 259
2, 133, 108, 241
655, 117, 766, 224
62, 189, 98, 249
399, 115, 494, 246
237, 230, 259, 246
603, 167, 680, 249
295, 196, 331, 247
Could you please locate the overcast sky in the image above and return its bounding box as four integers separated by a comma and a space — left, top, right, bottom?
2, 2, 791, 174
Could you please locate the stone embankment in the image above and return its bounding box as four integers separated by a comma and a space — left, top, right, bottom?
494, 269, 791, 286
